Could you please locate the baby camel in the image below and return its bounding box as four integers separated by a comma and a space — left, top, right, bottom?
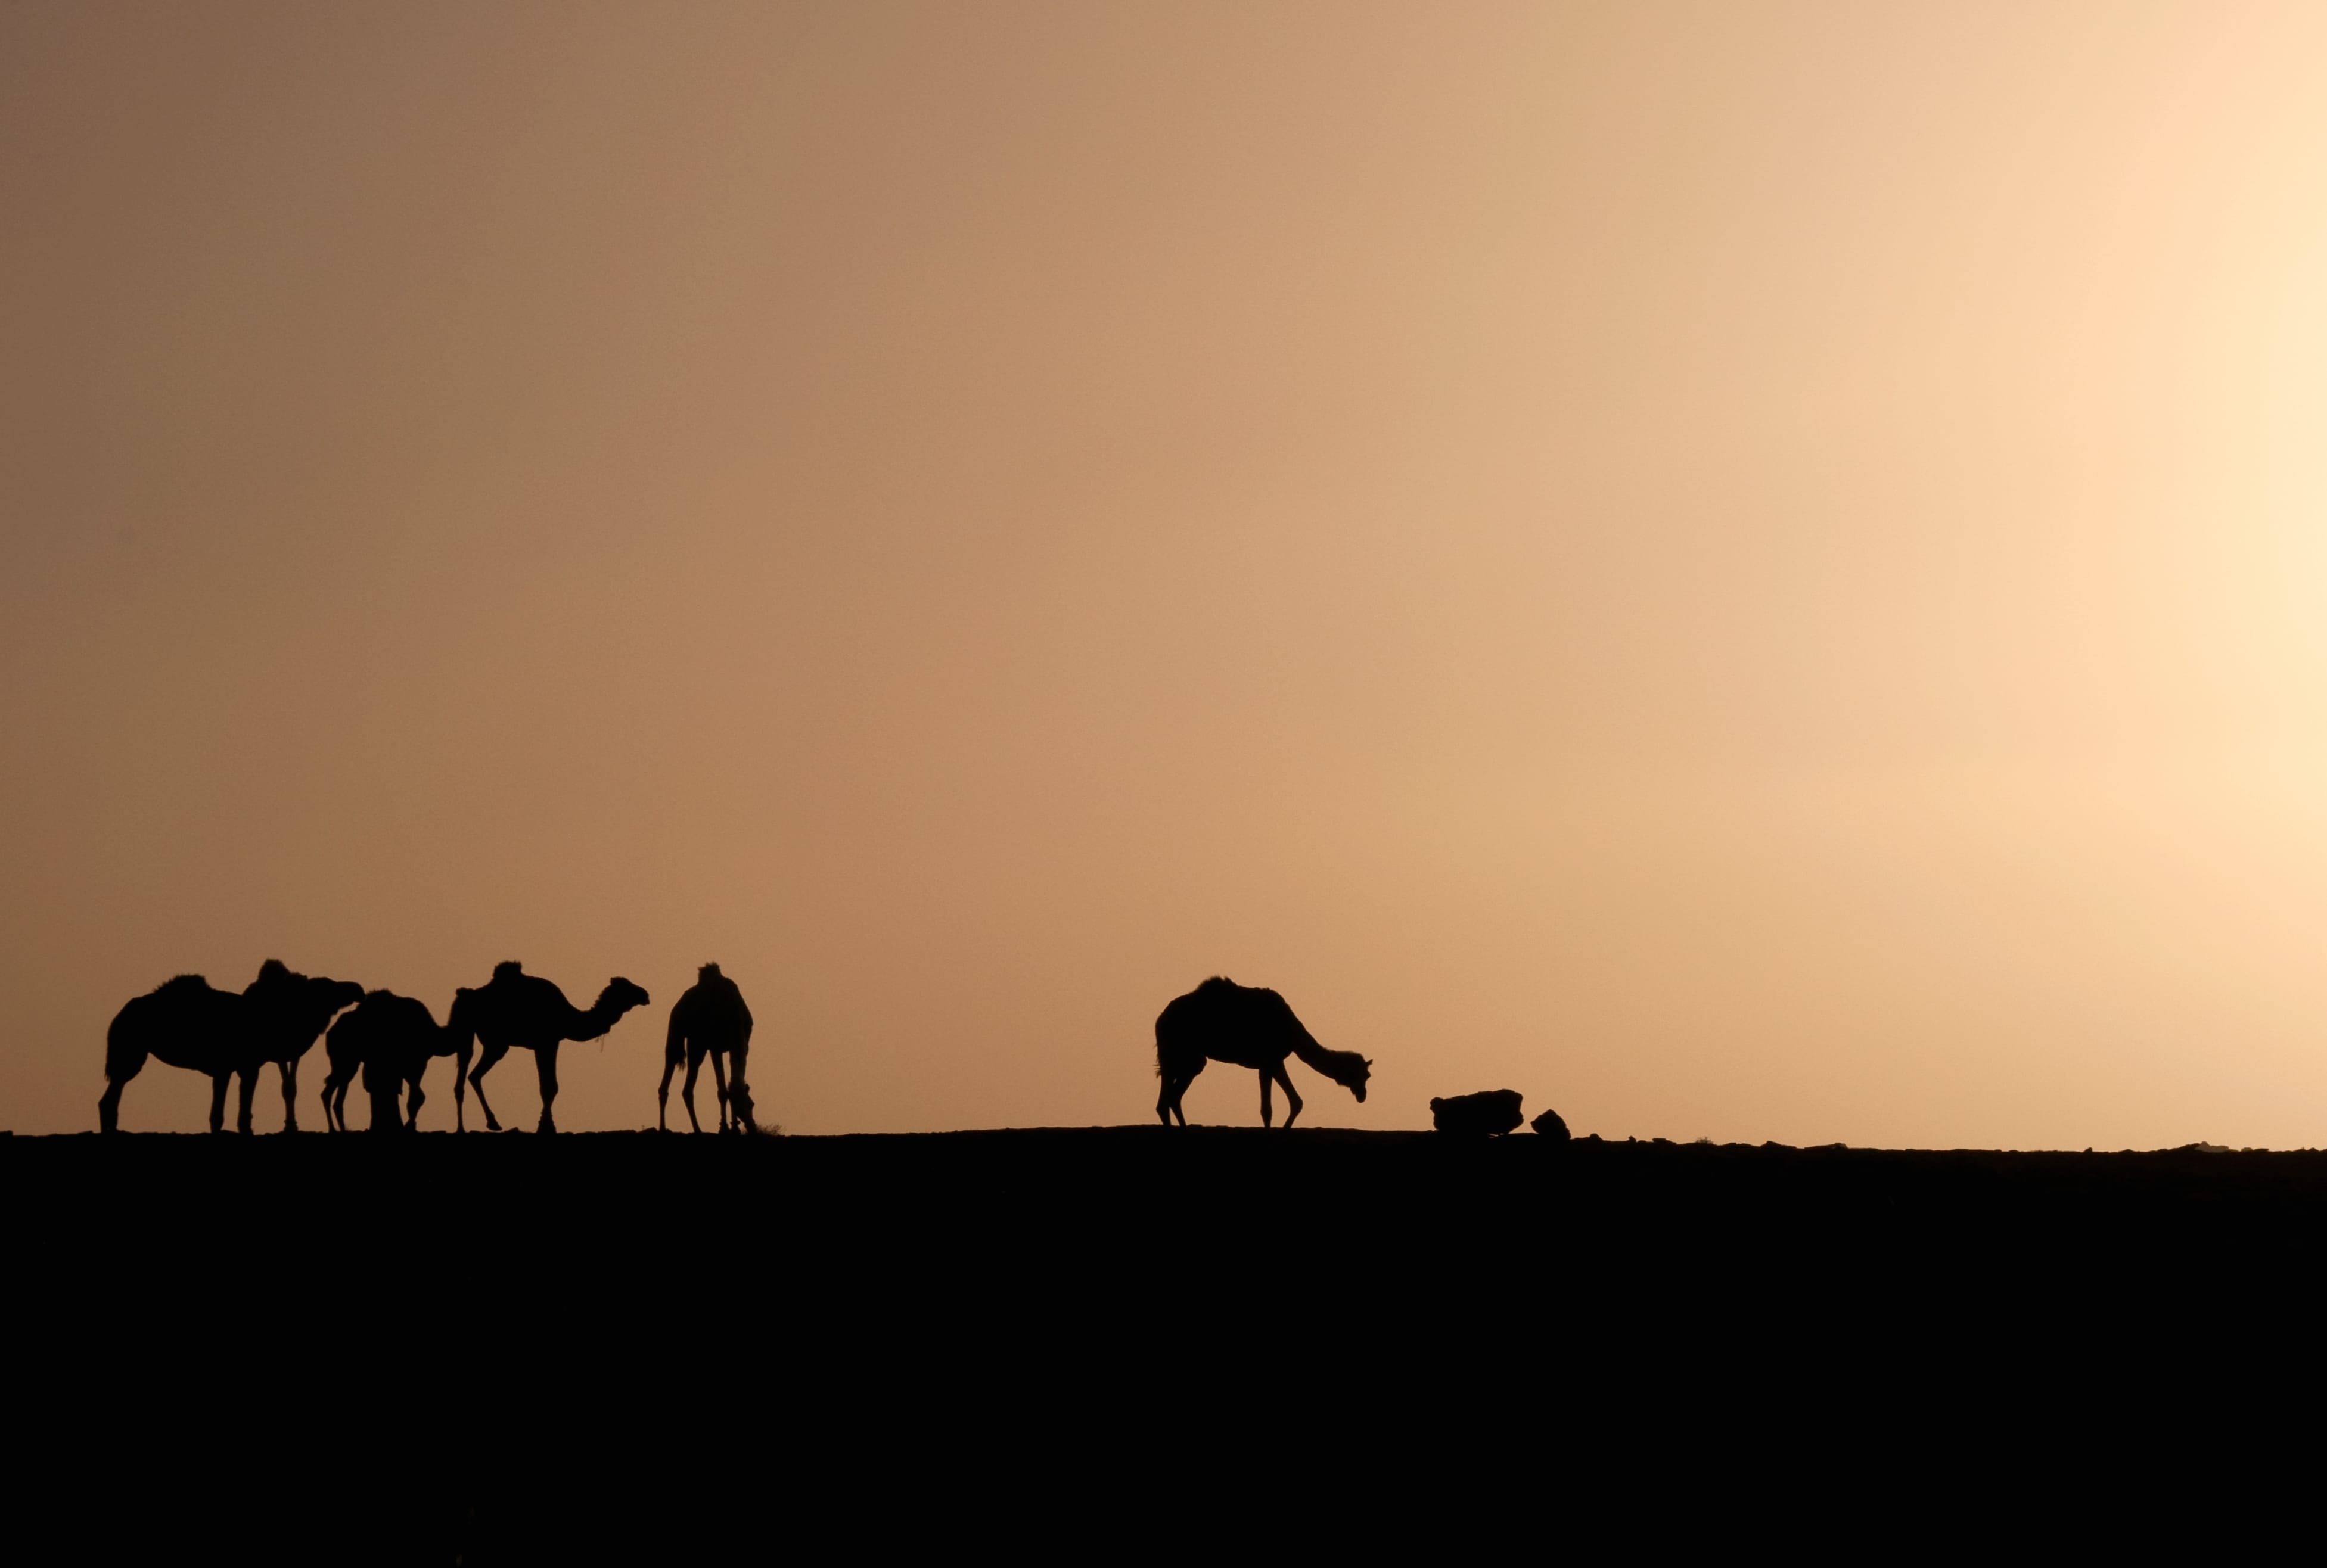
449, 962, 650, 1134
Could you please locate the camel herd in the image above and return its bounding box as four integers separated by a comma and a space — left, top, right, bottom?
102, 966, 1371, 1137
100, 960, 755, 1136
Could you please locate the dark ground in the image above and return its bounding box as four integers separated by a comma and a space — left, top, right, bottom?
9, 1126, 2326, 1556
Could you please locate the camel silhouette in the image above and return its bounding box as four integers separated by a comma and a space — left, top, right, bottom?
321, 990, 466, 1133
659, 962, 756, 1134
250, 961, 368, 1133
99, 961, 362, 1134
1154, 976, 1372, 1128
448, 962, 650, 1134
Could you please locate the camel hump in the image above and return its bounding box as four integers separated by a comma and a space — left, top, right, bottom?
1200, 976, 1294, 1013
1163, 976, 1285, 1019
382, 991, 439, 1028
256, 959, 294, 982
492, 960, 524, 981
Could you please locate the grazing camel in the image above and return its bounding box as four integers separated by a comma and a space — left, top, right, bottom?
321, 990, 467, 1133
448, 962, 650, 1134
99, 961, 362, 1134
1154, 976, 1372, 1128
659, 962, 756, 1134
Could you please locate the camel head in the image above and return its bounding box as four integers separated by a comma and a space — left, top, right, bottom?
312, 975, 366, 1018
246, 960, 364, 1034
1323, 1049, 1373, 1103
595, 976, 651, 1024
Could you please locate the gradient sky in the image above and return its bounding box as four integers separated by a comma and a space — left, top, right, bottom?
8, 2, 2327, 1144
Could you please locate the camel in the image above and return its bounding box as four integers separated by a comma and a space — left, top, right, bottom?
250, 960, 368, 1133
659, 962, 756, 1134
448, 962, 650, 1134
321, 990, 468, 1133
99, 960, 363, 1134
1154, 976, 1372, 1128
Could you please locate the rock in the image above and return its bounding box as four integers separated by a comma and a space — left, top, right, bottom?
1430, 1089, 1524, 1137
1530, 1107, 1570, 1142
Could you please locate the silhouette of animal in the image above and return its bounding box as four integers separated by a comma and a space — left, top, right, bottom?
247, 961, 367, 1133
321, 990, 467, 1133
1530, 1107, 1570, 1141
1430, 1089, 1524, 1137
1154, 977, 1371, 1128
660, 962, 756, 1134
99, 961, 362, 1134
448, 962, 650, 1134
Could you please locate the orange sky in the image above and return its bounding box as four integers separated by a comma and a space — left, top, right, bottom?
8, 2, 2327, 1144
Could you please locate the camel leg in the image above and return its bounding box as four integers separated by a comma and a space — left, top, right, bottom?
710, 1052, 731, 1134
278, 1057, 300, 1133
97, 1075, 129, 1135
1273, 1062, 1304, 1129
729, 1044, 752, 1134
1158, 1067, 1190, 1127
98, 1056, 142, 1135
364, 1069, 400, 1132
1259, 1069, 1274, 1128
657, 1048, 679, 1133
453, 1043, 470, 1133
1158, 1071, 1194, 1127
406, 1069, 427, 1132
681, 1053, 704, 1134
236, 1068, 261, 1134
320, 1072, 340, 1133
207, 1072, 231, 1134
468, 1043, 509, 1132
534, 1045, 560, 1135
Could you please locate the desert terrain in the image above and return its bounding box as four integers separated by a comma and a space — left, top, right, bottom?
10, 1127, 2319, 1555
